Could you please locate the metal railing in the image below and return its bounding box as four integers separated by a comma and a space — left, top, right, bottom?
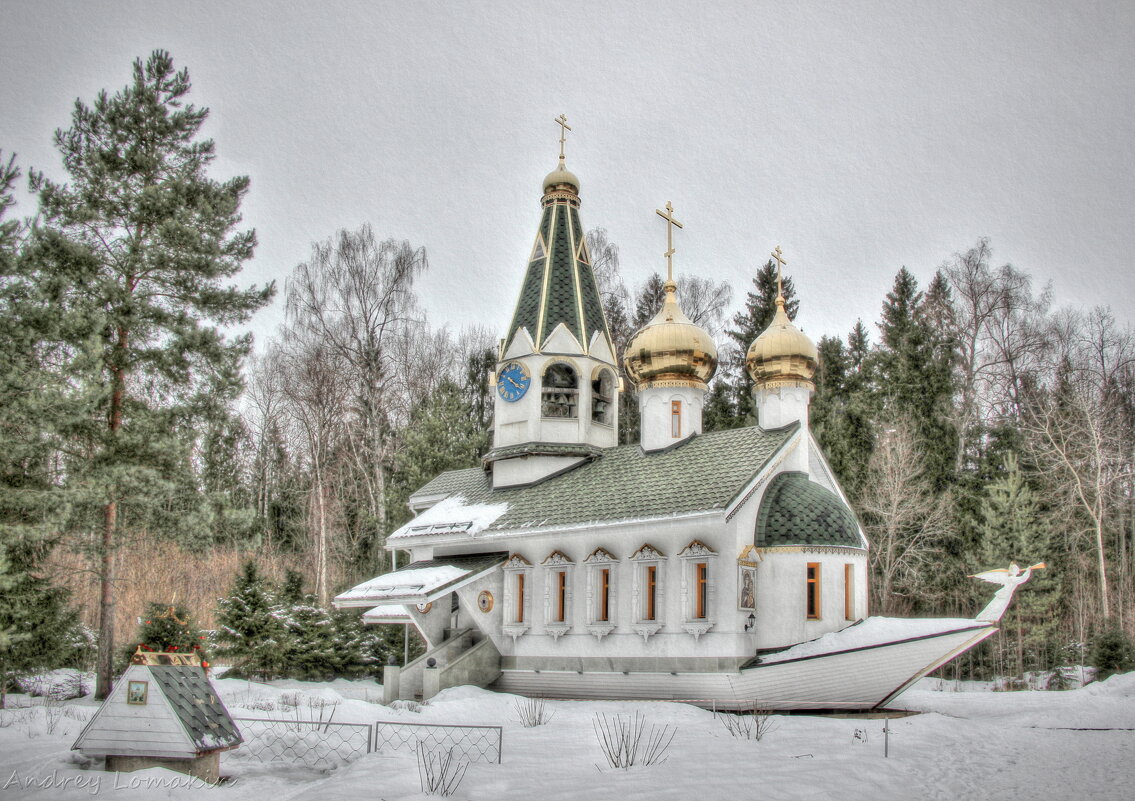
372, 719, 503, 764
232, 717, 373, 769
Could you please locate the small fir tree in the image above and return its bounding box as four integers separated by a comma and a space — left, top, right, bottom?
127, 602, 207, 660
214, 560, 284, 679
1089, 626, 1135, 680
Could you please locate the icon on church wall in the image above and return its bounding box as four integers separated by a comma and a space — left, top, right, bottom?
126, 680, 148, 705
738, 566, 756, 611
478, 590, 494, 613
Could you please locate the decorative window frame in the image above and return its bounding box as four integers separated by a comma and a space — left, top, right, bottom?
583, 547, 618, 640
630, 544, 666, 642
678, 540, 717, 640
502, 553, 533, 640
541, 551, 575, 640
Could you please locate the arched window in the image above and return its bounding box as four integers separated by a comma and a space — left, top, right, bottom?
591, 369, 616, 425
542, 363, 579, 418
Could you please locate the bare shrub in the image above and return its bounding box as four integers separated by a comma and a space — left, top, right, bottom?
593, 711, 676, 769
390, 699, 427, 713
514, 696, 553, 727
416, 742, 468, 796
720, 710, 778, 741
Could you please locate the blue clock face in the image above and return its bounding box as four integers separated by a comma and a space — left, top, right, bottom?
497, 361, 531, 402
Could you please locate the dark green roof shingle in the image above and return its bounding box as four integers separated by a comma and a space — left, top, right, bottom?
409, 423, 798, 533
755, 471, 862, 548
148, 666, 241, 752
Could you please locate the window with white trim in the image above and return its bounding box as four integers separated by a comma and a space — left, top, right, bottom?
502, 554, 533, 638
678, 540, 717, 639
630, 544, 666, 640
542, 551, 574, 638
583, 547, 618, 640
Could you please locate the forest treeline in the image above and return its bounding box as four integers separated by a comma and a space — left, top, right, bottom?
2, 52, 1133, 696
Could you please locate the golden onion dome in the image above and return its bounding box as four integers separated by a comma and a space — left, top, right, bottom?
624, 280, 718, 389
543, 159, 580, 194
745, 295, 817, 387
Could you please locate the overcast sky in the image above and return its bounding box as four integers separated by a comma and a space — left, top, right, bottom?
3, 1, 1133, 351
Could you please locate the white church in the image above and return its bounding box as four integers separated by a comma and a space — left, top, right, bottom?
335, 123, 1034, 710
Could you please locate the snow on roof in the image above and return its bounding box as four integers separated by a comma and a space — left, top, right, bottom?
361, 604, 411, 624
758, 616, 988, 664
334, 564, 470, 605
333, 552, 509, 608
388, 494, 509, 540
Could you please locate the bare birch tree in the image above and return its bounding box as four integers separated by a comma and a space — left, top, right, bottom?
860, 421, 952, 614
285, 226, 427, 578
1022, 307, 1134, 620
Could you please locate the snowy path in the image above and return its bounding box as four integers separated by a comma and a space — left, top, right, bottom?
2, 673, 1132, 800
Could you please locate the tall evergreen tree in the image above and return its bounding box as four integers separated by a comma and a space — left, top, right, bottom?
387, 379, 489, 533
876, 267, 957, 491
27, 51, 274, 697
725, 259, 799, 422
975, 452, 1060, 674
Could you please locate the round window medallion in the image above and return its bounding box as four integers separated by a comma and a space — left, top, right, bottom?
416, 602, 433, 614
477, 590, 494, 613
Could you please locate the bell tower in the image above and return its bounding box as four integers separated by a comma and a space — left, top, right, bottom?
484, 116, 620, 488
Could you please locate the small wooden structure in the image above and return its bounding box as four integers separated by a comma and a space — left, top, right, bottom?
72, 650, 241, 783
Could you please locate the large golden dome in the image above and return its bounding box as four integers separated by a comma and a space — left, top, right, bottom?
624, 280, 718, 389
745, 295, 817, 387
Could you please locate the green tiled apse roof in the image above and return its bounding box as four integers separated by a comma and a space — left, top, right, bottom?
755, 471, 862, 548
409, 423, 798, 533
505, 193, 610, 354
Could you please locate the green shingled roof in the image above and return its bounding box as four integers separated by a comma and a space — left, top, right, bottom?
408, 423, 798, 533
147, 666, 241, 752
505, 197, 610, 354
755, 471, 862, 548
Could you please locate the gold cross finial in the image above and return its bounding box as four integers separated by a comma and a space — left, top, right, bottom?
554, 114, 572, 163
771, 245, 787, 305
655, 201, 684, 282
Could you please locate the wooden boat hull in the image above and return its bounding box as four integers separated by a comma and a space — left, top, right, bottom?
492, 623, 996, 710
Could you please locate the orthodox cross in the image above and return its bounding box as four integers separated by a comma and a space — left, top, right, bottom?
554, 114, 572, 162
655, 201, 684, 281
771, 245, 787, 299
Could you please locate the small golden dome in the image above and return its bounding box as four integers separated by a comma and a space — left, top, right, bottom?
745, 296, 817, 387
543, 159, 580, 193
624, 280, 718, 389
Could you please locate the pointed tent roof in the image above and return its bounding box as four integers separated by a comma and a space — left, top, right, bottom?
504, 166, 612, 357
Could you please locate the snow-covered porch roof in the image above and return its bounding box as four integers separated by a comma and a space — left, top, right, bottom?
361, 604, 412, 625
333, 552, 508, 608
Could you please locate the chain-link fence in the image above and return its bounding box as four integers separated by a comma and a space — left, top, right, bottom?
232, 717, 373, 770
373, 720, 503, 764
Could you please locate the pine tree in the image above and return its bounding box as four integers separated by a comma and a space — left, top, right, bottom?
27, 51, 274, 698
214, 560, 284, 680
0, 540, 80, 706
726, 260, 799, 422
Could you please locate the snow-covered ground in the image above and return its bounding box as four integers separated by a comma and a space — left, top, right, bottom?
2, 670, 1133, 800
